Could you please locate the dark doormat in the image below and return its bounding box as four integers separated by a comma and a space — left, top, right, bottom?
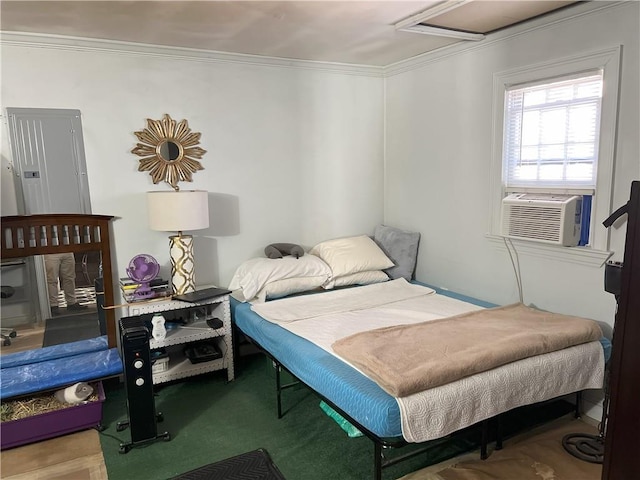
42, 313, 101, 347
171, 448, 286, 480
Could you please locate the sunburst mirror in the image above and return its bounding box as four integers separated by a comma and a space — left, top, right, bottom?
132, 114, 206, 190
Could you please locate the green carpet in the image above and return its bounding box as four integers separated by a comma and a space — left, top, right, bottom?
99, 354, 574, 480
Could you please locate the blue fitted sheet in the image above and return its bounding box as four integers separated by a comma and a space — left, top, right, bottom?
234, 299, 401, 438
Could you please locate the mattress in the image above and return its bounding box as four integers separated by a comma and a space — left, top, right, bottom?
231, 283, 605, 442
232, 285, 499, 439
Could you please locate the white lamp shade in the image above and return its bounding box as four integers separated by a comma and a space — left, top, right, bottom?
147, 190, 209, 232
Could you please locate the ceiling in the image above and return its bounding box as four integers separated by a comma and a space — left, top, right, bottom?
1, 1, 581, 66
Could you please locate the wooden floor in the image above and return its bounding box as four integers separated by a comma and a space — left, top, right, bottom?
399, 415, 603, 480
0, 429, 107, 480
1, 289, 104, 477
1, 416, 601, 480
0, 323, 45, 354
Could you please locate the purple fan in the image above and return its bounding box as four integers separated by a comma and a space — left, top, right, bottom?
126, 254, 160, 299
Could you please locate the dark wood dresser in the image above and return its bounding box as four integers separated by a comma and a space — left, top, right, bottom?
603, 181, 640, 480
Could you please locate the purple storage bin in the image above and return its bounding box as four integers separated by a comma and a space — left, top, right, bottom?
1, 382, 105, 450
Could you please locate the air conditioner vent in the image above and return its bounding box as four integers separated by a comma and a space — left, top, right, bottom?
501, 194, 582, 246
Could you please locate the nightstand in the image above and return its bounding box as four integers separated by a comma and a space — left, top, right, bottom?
124, 294, 233, 384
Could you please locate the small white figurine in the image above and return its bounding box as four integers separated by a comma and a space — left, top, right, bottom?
54, 382, 94, 404
151, 314, 167, 341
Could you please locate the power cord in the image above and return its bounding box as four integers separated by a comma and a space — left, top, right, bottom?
503, 236, 524, 303
96, 427, 126, 444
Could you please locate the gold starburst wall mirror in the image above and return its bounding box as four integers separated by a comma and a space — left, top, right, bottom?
132, 114, 206, 190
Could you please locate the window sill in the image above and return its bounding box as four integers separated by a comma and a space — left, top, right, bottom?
485, 234, 612, 268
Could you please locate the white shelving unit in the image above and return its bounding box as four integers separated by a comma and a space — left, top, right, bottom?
125, 295, 233, 384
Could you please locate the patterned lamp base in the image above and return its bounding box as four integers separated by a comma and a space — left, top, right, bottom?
169, 234, 196, 295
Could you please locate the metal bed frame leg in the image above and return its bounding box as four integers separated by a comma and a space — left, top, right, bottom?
481, 419, 489, 460
574, 391, 582, 418
276, 362, 283, 419
496, 414, 503, 450
266, 347, 585, 478
482, 416, 506, 458
480, 393, 579, 460
374, 443, 383, 480
273, 359, 302, 419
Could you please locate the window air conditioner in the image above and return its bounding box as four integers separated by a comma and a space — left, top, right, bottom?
501, 193, 582, 246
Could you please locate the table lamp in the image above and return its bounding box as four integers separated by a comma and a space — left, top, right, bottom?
147, 190, 209, 295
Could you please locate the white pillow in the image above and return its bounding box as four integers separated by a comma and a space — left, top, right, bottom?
309, 235, 394, 278
228, 255, 331, 301
328, 270, 389, 289
253, 276, 326, 303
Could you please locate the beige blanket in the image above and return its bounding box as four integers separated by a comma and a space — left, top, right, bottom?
332, 303, 602, 397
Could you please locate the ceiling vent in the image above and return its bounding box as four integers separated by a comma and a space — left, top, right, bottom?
395, 0, 579, 41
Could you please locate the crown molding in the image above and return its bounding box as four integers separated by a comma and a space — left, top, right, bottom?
0, 1, 626, 78
0, 31, 384, 78
383, 1, 626, 77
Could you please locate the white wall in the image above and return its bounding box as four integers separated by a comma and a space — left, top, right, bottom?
1, 42, 385, 288
384, 2, 639, 417
385, 2, 638, 320
2, 3, 635, 420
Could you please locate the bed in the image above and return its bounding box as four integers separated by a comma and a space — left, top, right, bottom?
229, 229, 606, 480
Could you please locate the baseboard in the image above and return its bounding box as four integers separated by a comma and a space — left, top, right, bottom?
559, 390, 603, 427
583, 396, 604, 426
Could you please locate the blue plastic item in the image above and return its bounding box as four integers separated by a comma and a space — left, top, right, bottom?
0, 337, 123, 400
1, 336, 109, 369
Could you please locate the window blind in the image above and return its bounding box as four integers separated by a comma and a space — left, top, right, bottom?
503, 70, 603, 189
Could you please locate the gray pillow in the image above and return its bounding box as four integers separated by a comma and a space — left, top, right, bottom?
373, 225, 420, 281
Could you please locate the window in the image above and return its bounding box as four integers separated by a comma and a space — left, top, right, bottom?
489, 47, 621, 264
504, 72, 602, 190
503, 72, 603, 246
